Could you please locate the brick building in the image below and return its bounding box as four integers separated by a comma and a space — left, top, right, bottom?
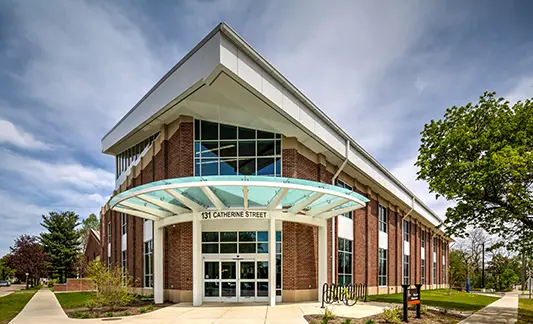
99, 23, 450, 306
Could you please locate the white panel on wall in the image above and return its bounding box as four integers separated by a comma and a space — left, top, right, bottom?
421, 247, 425, 260
379, 231, 388, 249
282, 90, 300, 120
220, 35, 238, 72
433, 252, 436, 261
107, 243, 111, 257
442, 255, 445, 265
143, 220, 153, 242
121, 234, 127, 251
404, 241, 410, 256
338, 216, 354, 240
262, 72, 283, 107
237, 50, 262, 92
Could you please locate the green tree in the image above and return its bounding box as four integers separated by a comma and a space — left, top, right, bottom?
0, 254, 15, 281
79, 213, 100, 248
449, 249, 466, 288
40, 211, 81, 283
416, 91, 533, 252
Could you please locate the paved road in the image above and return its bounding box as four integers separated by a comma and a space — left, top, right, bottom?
0, 284, 25, 297
459, 290, 518, 324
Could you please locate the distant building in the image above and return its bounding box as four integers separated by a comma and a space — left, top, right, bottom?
99, 23, 450, 306
83, 229, 101, 264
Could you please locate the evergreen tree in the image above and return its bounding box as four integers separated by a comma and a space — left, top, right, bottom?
79, 213, 100, 248
40, 211, 81, 283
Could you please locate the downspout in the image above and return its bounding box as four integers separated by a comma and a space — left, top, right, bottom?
331, 139, 350, 283
401, 197, 415, 286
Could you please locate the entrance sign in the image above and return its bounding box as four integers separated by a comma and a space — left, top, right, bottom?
402, 284, 422, 322
200, 210, 269, 220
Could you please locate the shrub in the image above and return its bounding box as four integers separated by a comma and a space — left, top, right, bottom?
365, 320, 376, 324
139, 305, 154, 314
86, 260, 135, 310
381, 308, 401, 323
85, 299, 99, 311
420, 305, 428, 315
47, 279, 56, 288
104, 312, 114, 318
71, 311, 90, 319
342, 319, 353, 324
323, 307, 336, 321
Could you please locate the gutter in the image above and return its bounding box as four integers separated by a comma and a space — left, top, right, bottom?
330, 139, 350, 283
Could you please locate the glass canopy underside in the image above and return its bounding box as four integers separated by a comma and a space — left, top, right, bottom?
109, 176, 369, 221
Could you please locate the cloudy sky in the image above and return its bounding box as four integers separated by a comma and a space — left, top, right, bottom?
1, 0, 533, 256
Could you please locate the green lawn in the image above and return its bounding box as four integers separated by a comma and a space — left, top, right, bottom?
518, 298, 533, 324
367, 289, 499, 311
0, 287, 40, 324
55, 291, 96, 309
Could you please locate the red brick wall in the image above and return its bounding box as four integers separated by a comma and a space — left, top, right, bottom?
54, 279, 95, 292
283, 222, 318, 289
397, 214, 403, 286
410, 221, 416, 285
166, 222, 193, 290
367, 199, 378, 287
353, 207, 366, 284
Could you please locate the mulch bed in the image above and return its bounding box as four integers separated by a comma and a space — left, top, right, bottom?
64, 299, 174, 319
305, 309, 467, 324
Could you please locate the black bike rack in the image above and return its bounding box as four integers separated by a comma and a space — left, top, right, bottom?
321, 282, 367, 308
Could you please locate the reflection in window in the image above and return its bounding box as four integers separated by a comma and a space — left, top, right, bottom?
194, 120, 282, 176
337, 237, 353, 286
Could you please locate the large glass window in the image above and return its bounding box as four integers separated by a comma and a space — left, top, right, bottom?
194, 120, 282, 176
378, 248, 387, 286
378, 205, 387, 233
121, 213, 127, 235
337, 238, 353, 285
337, 180, 353, 219
116, 133, 159, 179
403, 255, 410, 285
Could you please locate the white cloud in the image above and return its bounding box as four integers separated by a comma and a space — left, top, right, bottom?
506, 77, 533, 104
389, 155, 454, 220
0, 119, 50, 149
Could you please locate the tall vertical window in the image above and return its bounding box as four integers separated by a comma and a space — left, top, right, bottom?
421, 230, 426, 248
378, 205, 387, 233
378, 248, 387, 286
403, 220, 410, 242
433, 237, 437, 253
421, 259, 426, 284
121, 250, 127, 280
121, 213, 127, 235
338, 238, 353, 286
403, 255, 410, 285
433, 261, 437, 285
442, 241, 446, 284
337, 180, 353, 219
194, 120, 282, 176
144, 240, 153, 288
107, 222, 111, 270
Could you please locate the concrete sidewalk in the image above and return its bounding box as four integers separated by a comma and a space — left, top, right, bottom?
9, 288, 386, 323
459, 290, 518, 324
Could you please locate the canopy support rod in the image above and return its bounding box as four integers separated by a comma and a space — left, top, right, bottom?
267, 188, 289, 210
201, 186, 226, 210
165, 189, 204, 212
114, 206, 162, 222
138, 194, 189, 214
243, 186, 249, 209
316, 205, 362, 220
307, 198, 349, 217
120, 201, 171, 218
288, 192, 325, 214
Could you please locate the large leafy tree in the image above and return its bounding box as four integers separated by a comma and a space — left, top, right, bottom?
8, 235, 47, 287
0, 254, 15, 281
40, 211, 81, 283
416, 92, 533, 252
79, 213, 100, 248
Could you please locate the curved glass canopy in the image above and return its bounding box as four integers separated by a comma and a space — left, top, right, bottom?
109, 176, 369, 222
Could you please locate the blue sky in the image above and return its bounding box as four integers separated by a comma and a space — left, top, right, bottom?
1, 0, 533, 256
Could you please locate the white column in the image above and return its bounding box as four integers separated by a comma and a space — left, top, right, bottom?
318, 224, 327, 303
192, 213, 202, 306
268, 213, 277, 307
153, 220, 164, 304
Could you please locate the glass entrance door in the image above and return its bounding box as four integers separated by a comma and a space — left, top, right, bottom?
203, 259, 270, 302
